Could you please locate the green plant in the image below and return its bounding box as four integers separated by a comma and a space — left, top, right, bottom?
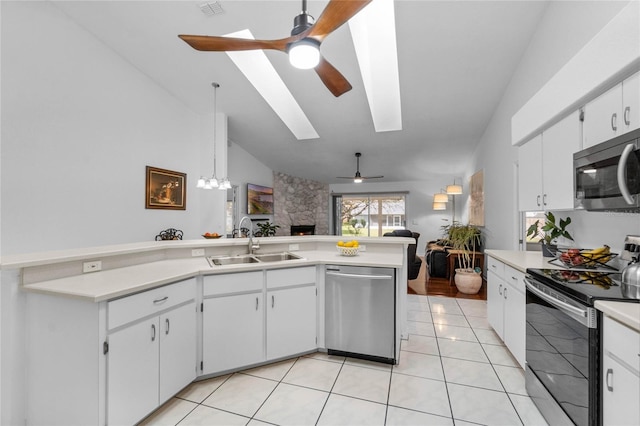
526, 212, 574, 246
255, 221, 280, 237
441, 221, 482, 270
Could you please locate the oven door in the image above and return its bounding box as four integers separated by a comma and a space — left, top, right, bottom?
525, 278, 599, 426
574, 137, 640, 211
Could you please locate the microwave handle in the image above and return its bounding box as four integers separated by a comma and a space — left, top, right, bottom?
617, 143, 636, 205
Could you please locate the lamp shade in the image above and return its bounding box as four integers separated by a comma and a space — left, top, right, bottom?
434, 193, 448, 203
432, 201, 447, 210
446, 184, 462, 195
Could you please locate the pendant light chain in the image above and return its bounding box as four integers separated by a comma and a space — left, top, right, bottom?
197, 82, 230, 190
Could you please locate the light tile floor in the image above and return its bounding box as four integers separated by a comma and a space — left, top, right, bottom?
140, 295, 549, 426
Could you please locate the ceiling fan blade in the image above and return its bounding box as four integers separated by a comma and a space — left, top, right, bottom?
308, 0, 372, 41
315, 56, 352, 97
336, 176, 356, 179
178, 34, 295, 53
362, 176, 384, 180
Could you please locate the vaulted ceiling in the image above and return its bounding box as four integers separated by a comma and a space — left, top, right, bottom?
52, 0, 548, 183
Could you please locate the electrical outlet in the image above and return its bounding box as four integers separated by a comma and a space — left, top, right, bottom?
191, 248, 205, 257
289, 243, 300, 251
359, 244, 366, 252
83, 261, 102, 273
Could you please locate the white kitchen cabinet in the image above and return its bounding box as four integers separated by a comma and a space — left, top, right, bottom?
202, 271, 265, 374
602, 315, 640, 426
518, 110, 581, 211
266, 266, 317, 360
486, 256, 526, 368
202, 292, 265, 374
583, 71, 640, 149
107, 279, 197, 425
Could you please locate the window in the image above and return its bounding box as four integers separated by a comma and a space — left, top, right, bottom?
332, 193, 407, 237
523, 211, 545, 251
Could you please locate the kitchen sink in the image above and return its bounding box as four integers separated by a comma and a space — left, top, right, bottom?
207, 252, 302, 266
253, 252, 303, 262
208, 255, 260, 266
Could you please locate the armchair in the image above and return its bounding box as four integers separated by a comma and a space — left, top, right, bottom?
383, 229, 422, 280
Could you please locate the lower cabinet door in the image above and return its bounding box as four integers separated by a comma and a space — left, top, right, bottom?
487, 273, 504, 338
159, 302, 197, 403
603, 354, 640, 426
267, 286, 317, 360
107, 317, 160, 425
203, 293, 264, 374
503, 283, 526, 368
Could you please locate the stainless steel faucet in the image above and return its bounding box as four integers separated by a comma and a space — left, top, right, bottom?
239, 216, 260, 254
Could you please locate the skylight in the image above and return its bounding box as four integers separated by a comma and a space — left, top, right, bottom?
349, 0, 402, 132
224, 29, 319, 140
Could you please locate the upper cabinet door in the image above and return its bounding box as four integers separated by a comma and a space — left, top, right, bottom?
518, 134, 543, 211
622, 71, 640, 134
541, 110, 581, 210
583, 83, 623, 149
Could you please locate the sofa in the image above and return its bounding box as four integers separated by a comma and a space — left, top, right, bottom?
383, 229, 422, 280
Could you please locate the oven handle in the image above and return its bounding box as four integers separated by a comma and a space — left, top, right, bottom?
525, 279, 589, 320
617, 143, 636, 205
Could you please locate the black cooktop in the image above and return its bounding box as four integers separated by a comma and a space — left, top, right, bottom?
527, 268, 640, 306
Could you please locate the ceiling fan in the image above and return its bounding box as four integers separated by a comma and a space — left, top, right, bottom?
337, 152, 383, 183
178, 0, 371, 97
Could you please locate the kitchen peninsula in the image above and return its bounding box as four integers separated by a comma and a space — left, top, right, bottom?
2, 235, 412, 425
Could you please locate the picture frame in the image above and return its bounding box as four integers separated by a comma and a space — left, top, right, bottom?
145, 166, 186, 210
469, 169, 484, 226
247, 183, 274, 215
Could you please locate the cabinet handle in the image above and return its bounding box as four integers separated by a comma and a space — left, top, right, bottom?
153, 296, 168, 305
542, 194, 547, 206
624, 106, 631, 126
606, 368, 613, 391
491, 264, 496, 269
498, 284, 503, 295
611, 113, 617, 131
255, 297, 259, 311
536, 195, 541, 207
165, 318, 170, 335
272, 295, 275, 308
151, 324, 156, 342
504, 287, 508, 299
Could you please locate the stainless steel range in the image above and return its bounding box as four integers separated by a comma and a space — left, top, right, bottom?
525, 236, 640, 426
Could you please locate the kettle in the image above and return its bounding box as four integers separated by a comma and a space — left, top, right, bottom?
621, 257, 640, 299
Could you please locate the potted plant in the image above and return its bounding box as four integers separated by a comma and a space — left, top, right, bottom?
255, 221, 280, 237
442, 222, 483, 294
526, 212, 574, 257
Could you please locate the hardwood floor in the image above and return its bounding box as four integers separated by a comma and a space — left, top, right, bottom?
408, 256, 487, 300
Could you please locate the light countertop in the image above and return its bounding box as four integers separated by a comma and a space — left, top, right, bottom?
22, 249, 404, 302
595, 301, 640, 332
484, 250, 563, 273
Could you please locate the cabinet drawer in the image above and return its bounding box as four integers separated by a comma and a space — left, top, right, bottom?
487, 257, 504, 279
108, 278, 195, 330
604, 316, 640, 372
203, 271, 263, 296
266, 266, 316, 289
504, 265, 525, 293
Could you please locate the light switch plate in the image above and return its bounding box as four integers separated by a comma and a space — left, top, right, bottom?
192, 249, 205, 257
289, 244, 300, 251
359, 244, 366, 252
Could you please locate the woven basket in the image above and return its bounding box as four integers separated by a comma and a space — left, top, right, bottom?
337, 245, 359, 256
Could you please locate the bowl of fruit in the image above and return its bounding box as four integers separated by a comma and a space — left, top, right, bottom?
557, 245, 615, 268
336, 240, 359, 256
202, 232, 222, 239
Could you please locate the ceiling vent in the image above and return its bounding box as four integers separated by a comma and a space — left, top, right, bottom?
199, 1, 224, 17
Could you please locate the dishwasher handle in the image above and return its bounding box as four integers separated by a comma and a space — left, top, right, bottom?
326, 271, 394, 280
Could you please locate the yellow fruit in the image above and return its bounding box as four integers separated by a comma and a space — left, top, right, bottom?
337, 241, 345, 247
352, 241, 359, 247
345, 241, 354, 247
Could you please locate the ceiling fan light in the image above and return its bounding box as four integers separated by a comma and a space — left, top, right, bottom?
289, 38, 320, 69
354, 177, 363, 183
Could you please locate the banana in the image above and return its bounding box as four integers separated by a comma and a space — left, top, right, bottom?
583, 245, 611, 266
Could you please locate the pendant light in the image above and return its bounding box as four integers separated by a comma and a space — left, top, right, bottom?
433, 190, 448, 203
432, 201, 447, 211
446, 179, 462, 195
197, 82, 221, 190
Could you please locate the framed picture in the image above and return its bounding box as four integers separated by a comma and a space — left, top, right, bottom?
145, 166, 186, 210
469, 169, 484, 226
247, 183, 274, 215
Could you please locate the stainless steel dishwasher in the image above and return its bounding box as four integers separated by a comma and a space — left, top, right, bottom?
325, 264, 396, 364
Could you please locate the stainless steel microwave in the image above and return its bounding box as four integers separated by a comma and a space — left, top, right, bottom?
574, 128, 640, 212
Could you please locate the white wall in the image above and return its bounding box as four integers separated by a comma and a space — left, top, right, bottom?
0, 1, 224, 256
330, 177, 462, 255
228, 140, 274, 218
470, 1, 637, 251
